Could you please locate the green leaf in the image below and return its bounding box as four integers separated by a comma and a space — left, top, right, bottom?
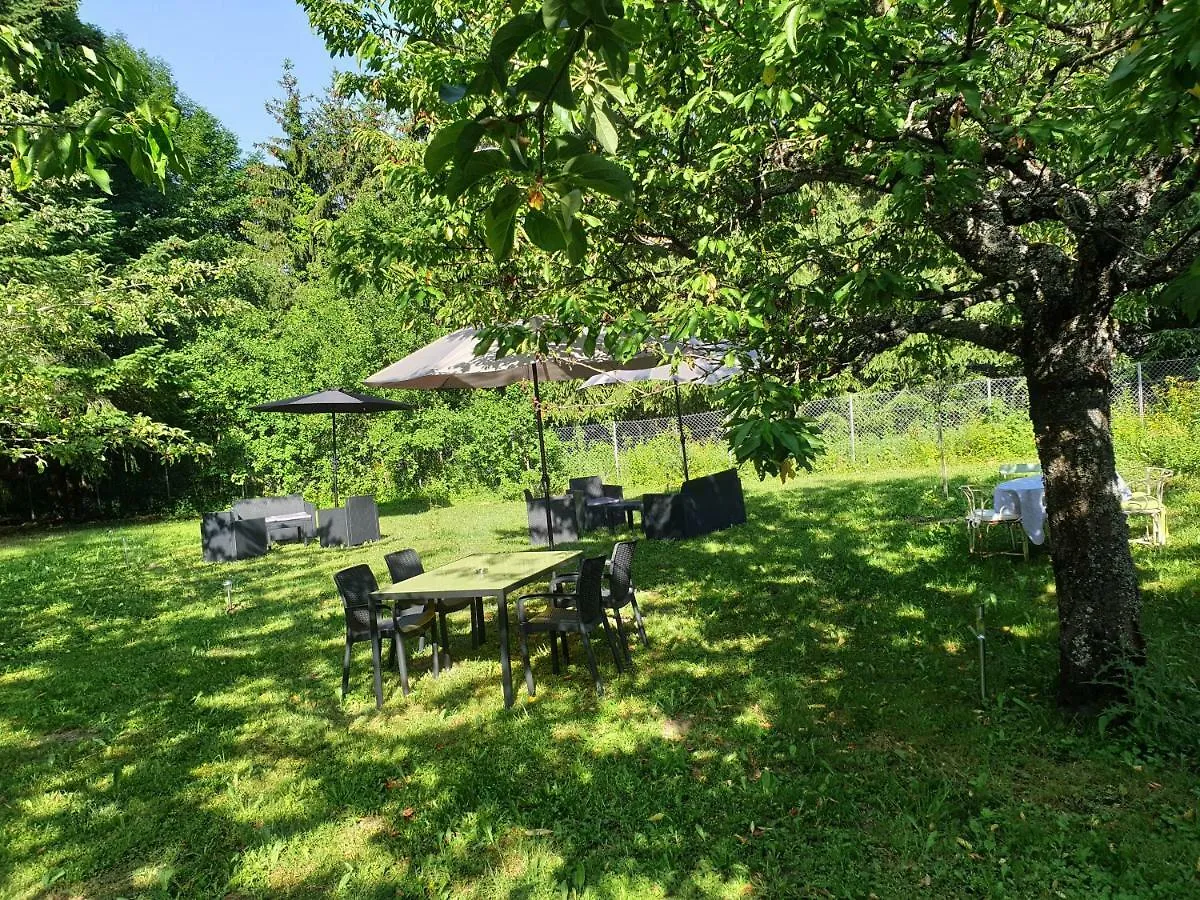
961, 86, 981, 114
484, 183, 523, 261
8, 125, 28, 155
127, 147, 152, 184
607, 18, 641, 46
598, 79, 628, 104
1107, 50, 1141, 90
571, 0, 613, 24
84, 107, 116, 137
84, 149, 111, 194
562, 153, 634, 198
560, 187, 583, 221
565, 216, 587, 264
446, 149, 509, 201
592, 29, 630, 78
591, 104, 618, 152
784, 4, 802, 53
55, 130, 73, 165
513, 65, 576, 110
489, 12, 542, 86
424, 120, 481, 174
523, 208, 567, 251
33, 130, 59, 178
10, 153, 32, 189
546, 133, 592, 162
542, 0, 568, 29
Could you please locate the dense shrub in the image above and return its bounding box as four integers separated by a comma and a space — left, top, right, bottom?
1114, 379, 1200, 475
795, 382, 1198, 478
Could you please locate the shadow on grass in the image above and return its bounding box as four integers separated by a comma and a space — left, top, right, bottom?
0, 471, 1198, 897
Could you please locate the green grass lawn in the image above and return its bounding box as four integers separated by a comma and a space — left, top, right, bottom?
2, 469, 1199, 898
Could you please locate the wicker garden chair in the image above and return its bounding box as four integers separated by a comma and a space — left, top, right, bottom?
384, 549, 483, 660
333, 564, 439, 708
1122, 467, 1173, 546
549, 540, 648, 665
516, 554, 624, 698
960, 484, 1029, 561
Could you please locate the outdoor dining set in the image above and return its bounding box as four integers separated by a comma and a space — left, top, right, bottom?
525, 469, 747, 546
333, 541, 648, 709
961, 463, 1174, 559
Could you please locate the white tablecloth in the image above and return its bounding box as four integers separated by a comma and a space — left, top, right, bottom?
993, 474, 1131, 546
993, 476, 1047, 544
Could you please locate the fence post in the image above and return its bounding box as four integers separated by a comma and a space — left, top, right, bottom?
985, 377, 992, 409
936, 395, 948, 499
611, 421, 620, 473
1137, 362, 1145, 428
848, 395, 857, 463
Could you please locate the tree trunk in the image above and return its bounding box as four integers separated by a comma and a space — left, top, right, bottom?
1024, 314, 1144, 715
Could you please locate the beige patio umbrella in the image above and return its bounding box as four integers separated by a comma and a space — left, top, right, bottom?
365, 325, 664, 547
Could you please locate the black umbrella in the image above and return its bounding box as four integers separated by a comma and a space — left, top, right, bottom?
251, 389, 411, 505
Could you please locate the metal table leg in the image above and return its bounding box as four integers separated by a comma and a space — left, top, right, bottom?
498, 590, 514, 707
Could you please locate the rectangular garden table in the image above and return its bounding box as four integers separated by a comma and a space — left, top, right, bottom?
371, 550, 581, 707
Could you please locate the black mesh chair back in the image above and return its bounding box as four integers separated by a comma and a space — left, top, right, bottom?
333, 563, 439, 706
334, 564, 385, 642
608, 540, 637, 606
575, 554, 608, 624
384, 549, 424, 583
334, 564, 379, 608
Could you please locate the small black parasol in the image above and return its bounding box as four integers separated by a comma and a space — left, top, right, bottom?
251, 389, 411, 505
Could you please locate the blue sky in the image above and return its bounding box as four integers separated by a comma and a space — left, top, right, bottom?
79, 0, 341, 154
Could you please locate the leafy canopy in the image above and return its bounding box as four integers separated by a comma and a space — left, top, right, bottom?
0, 14, 187, 192
302, 0, 1200, 479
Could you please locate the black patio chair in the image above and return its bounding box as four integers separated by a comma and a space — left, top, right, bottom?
384, 549, 484, 660
333, 564, 439, 708
516, 554, 623, 698
550, 540, 649, 665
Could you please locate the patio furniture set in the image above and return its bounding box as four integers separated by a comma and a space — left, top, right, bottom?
333, 541, 648, 708
525, 468, 747, 545
961, 463, 1173, 558
201, 494, 382, 562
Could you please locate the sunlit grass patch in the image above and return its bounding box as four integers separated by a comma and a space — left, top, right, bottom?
0, 468, 1197, 897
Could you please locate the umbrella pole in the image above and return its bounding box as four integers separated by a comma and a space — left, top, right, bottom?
331, 411, 339, 507
532, 363, 554, 549
674, 381, 690, 482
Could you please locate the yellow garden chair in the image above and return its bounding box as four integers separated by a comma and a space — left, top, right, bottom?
1122, 467, 1172, 546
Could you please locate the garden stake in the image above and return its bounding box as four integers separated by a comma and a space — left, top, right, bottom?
972, 603, 987, 703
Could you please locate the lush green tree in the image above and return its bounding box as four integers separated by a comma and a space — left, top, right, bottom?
0, 8, 244, 517
0, 1, 187, 192
0, 169, 233, 470
177, 66, 551, 507
302, 0, 1200, 711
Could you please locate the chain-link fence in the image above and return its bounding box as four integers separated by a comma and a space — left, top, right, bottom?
555, 357, 1200, 477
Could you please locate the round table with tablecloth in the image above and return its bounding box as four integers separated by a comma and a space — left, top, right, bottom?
993, 474, 1130, 546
